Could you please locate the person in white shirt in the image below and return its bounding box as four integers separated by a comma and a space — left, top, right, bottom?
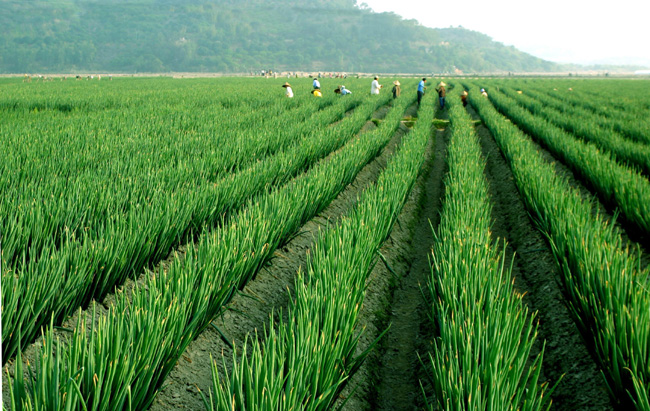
282, 82, 294, 98
313, 78, 321, 90
370, 76, 381, 95
335, 85, 352, 95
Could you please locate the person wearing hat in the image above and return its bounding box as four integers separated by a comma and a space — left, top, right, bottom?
481, 88, 488, 97
391, 81, 401, 99
460, 90, 468, 107
282, 82, 294, 98
371, 76, 382, 95
337, 85, 352, 95
436, 81, 447, 109
417, 78, 427, 107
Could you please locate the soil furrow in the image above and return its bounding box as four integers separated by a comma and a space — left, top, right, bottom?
354, 107, 448, 411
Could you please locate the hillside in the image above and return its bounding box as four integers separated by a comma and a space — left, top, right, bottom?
0, 0, 561, 74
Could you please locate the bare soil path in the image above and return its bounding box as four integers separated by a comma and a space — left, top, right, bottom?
364, 107, 448, 411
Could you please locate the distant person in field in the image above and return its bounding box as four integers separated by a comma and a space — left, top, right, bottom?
282, 82, 294, 98
436, 81, 446, 109
461, 90, 468, 107
311, 88, 322, 97
392, 81, 401, 99
371, 76, 382, 95
313, 77, 321, 90
417, 78, 427, 107
481, 88, 488, 97
335, 85, 352, 95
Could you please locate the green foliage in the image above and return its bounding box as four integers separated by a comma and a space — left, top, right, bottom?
6, 77, 399, 410
495, 84, 650, 175
467, 81, 650, 408
423, 89, 550, 410
204, 81, 426, 411
0, 0, 560, 74
0, 76, 371, 364
480, 82, 650, 235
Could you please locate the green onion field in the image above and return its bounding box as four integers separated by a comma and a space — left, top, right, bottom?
2, 76, 649, 410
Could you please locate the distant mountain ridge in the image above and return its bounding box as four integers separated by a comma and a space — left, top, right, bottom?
0, 0, 561, 74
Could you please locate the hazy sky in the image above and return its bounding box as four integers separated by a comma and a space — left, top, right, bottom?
359, 0, 649, 66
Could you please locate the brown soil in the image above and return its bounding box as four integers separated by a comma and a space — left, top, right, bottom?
358, 107, 447, 411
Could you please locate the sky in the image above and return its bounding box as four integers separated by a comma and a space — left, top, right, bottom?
358, 0, 650, 67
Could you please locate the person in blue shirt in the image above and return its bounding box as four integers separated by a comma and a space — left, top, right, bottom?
417, 78, 426, 107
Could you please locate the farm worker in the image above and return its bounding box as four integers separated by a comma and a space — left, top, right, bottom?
392, 81, 401, 99
313, 77, 321, 90
436, 81, 446, 109
461, 90, 468, 107
417, 78, 427, 107
371, 76, 382, 95
282, 82, 294, 98
481, 88, 488, 97
311, 89, 322, 97
339, 85, 352, 95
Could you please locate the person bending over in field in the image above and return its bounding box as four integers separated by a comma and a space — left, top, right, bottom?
311, 88, 322, 97
461, 90, 468, 107
335, 85, 352, 95
392, 81, 401, 99
313, 77, 321, 90
282, 82, 294, 98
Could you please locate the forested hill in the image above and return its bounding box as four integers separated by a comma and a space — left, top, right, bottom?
0, 0, 560, 74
